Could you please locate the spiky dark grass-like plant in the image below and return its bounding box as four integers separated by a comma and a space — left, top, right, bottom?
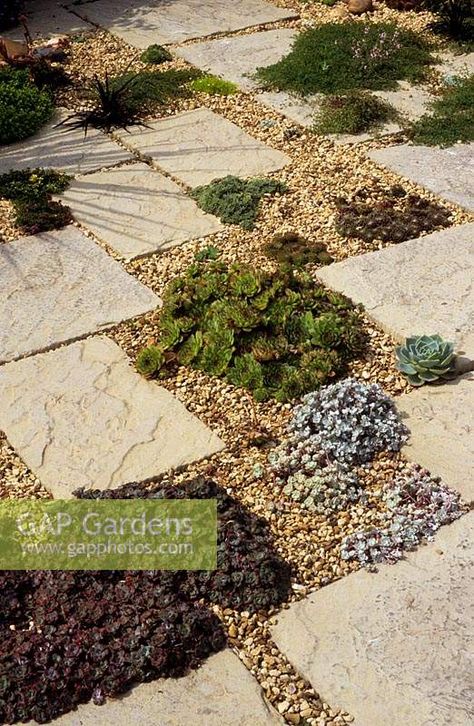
335, 185, 452, 243
255, 22, 433, 95
136, 261, 366, 402
0, 168, 72, 234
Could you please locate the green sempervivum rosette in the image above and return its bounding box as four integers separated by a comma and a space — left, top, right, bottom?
395, 334, 455, 386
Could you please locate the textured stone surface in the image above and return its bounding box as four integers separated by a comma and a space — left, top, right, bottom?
0, 226, 159, 364
41, 650, 281, 725
374, 81, 433, 120
173, 29, 296, 90
59, 162, 223, 259
4, 0, 89, 40
397, 374, 474, 502
317, 224, 474, 353
0, 111, 131, 176
369, 143, 474, 212
272, 513, 474, 726
116, 108, 290, 186
0, 337, 224, 497
437, 51, 474, 78
71, 0, 297, 48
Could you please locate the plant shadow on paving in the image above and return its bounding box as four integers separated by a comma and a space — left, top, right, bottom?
0, 477, 292, 724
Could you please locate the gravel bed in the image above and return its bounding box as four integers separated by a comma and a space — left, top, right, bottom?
0, 4, 471, 724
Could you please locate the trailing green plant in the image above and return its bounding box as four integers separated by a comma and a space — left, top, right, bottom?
313, 90, 397, 134
423, 0, 473, 42
335, 185, 452, 243
409, 73, 474, 146
0, 67, 53, 145
0, 168, 72, 234
264, 231, 334, 267
191, 175, 287, 230
136, 261, 366, 402
255, 22, 433, 95
190, 75, 238, 95
140, 44, 173, 64
59, 68, 199, 133
395, 334, 456, 385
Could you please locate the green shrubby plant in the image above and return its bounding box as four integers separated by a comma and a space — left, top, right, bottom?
191, 175, 287, 230
410, 74, 474, 146
0, 168, 72, 234
395, 335, 456, 385
189, 75, 238, 95
0, 68, 53, 145
256, 22, 433, 95
140, 44, 173, 64
313, 91, 397, 135
136, 262, 366, 402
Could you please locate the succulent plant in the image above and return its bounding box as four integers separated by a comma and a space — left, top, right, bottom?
140, 44, 173, 65
136, 262, 366, 401
341, 465, 464, 566
264, 231, 334, 267
282, 465, 366, 514
395, 334, 456, 386
0, 168, 72, 233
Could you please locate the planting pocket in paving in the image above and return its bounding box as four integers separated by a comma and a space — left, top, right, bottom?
59, 162, 224, 260
115, 107, 290, 187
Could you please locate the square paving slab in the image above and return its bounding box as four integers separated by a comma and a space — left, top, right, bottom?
397, 374, 474, 502
0, 337, 224, 496
369, 143, 474, 212
272, 513, 474, 726
37, 649, 281, 725
115, 108, 290, 187
317, 223, 474, 354
71, 0, 297, 48
0, 111, 132, 176
0, 226, 159, 364
59, 162, 223, 259
3, 0, 89, 40
173, 29, 297, 90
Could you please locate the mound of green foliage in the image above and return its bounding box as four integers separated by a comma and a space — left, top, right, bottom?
410, 73, 474, 146
190, 75, 238, 95
0, 168, 72, 234
0, 68, 54, 145
335, 185, 452, 243
136, 262, 365, 402
140, 44, 173, 64
191, 175, 287, 230
255, 22, 433, 95
265, 231, 334, 267
314, 91, 397, 134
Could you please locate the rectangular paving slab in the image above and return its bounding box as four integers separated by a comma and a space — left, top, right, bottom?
58, 162, 223, 259
397, 374, 474, 503
272, 513, 474, 726
173, 28, 297, 90
3, 0, 90, 40
115, 107, 290, 187
369, 143, 474, 212
317, 223, 474, 354
0, 110, 132, 176
0, 336, 224, 496
33, 649, 281, 725
71, 0, 297, 48
0, 226, 159, 364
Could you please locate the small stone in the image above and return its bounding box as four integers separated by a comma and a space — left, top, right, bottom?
277, 700, 290, 714
347, 0, 373, 13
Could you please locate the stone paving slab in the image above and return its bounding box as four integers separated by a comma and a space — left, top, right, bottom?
34, 650, 281, 725
3, 0, 89, 41
437, 51, 474, 78
272, 512, 474, 726
0, 336, 224, 497
116, 107, 290, 187
317, 223, 474, 354
369, 143, 474, 212
0, 111, 132, 176
59, 162, 223, 259
71, 0, 297, 48
0, 226, 159, 364
397, 374, 474, 502
173, 28, 297, 90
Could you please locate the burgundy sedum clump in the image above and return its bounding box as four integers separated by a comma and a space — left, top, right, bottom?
0, 477, 291, 724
